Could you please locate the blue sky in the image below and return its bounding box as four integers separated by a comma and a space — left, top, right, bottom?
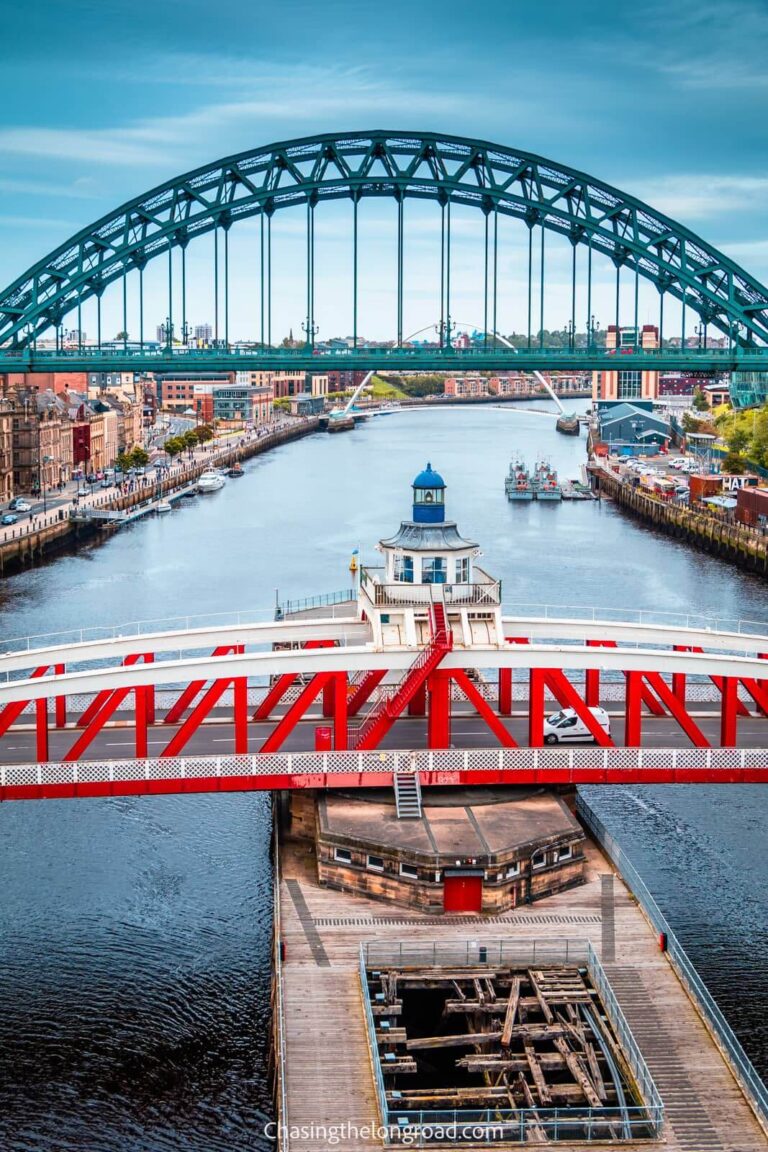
2, 0, 768, 341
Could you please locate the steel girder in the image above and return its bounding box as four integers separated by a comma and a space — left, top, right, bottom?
1, 130, 767, 348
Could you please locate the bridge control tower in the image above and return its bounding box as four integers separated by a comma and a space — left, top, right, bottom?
358, 464, 503, 648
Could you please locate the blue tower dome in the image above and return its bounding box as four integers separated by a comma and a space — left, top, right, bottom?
412, 462, 446, 523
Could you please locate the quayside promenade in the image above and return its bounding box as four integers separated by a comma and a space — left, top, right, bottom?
272, 802, 768, 1152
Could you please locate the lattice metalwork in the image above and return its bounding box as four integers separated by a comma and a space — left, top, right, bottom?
2, 130, 768, 347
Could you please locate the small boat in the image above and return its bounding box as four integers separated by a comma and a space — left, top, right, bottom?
182, 489, 197, 499
227, 463, 244, 477
197, 470, 226, 493
156, 501, 172, 514
505, 454, 534, 501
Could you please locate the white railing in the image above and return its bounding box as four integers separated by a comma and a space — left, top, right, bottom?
578, 797, 768, 1135
3, 600, 768, 658
3, 746, 767, 794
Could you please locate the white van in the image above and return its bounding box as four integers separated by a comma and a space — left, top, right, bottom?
543, 707, 611, 744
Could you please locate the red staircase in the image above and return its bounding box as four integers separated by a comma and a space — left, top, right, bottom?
351, 600, 452, 750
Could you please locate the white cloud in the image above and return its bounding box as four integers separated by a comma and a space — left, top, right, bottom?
0, 67, 466, 168
628, 175, 768, 221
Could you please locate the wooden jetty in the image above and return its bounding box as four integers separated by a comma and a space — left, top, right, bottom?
273, 808, 768, 1151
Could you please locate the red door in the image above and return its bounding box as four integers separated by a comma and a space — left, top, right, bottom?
443, 873, 483, 913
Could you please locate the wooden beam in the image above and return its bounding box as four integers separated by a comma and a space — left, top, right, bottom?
406, 1029, 501, 1050
525, 1041, 552, 1105
501, 975, 522, 1046
554, 1036, 603, 1108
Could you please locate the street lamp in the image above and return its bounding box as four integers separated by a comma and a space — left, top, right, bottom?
40, 454, 54, 513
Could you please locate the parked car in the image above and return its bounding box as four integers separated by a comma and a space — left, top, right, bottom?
1, 512, 18, 525
8, 497, 31, 511
543, 707, 611, 744
85, 474, 98, 484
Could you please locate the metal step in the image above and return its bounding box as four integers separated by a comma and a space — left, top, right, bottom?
394, 770, 422, 819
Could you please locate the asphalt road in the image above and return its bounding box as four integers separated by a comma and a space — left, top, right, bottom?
2, 712, 767, 763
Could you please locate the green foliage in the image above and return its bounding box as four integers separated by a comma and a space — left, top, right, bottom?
715, 403, 768, 469
115, 452, 132, 473
273, 398, 291, 412
129, 446, 149, 467
369, 375, 408, 399
163, 436, 184, 458
692, 388, 710, 412
182, 429, 199, 449
378, 373, 444, 398
196, 424, 214, 443
721, 451, 746, 474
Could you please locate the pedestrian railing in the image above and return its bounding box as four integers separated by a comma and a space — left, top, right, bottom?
577, 795, 768, 1133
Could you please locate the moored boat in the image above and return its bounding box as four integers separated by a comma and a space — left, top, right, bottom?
227, 463, 244, 477
534, 459, 563, 501
505, 453, 534, 501
197, 470, 226, 493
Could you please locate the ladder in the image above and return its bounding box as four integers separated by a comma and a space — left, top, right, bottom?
350, 596, 452, 751
394, 769, 422, 819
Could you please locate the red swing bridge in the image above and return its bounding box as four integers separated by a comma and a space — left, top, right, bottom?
3, 464, 768, 802
3, 600, 768, 801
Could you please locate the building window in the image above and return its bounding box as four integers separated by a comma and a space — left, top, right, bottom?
505, 862, 521, 878
399, 863, 418, 879
557, 845, 573, 861
618, 371, 642, 400
393, 555, 414, 583
367, 854, 384, 872
334, 847, 352, 864
456, 556, 470, 583
422, 556, 447, 584
532, 850, 547, 870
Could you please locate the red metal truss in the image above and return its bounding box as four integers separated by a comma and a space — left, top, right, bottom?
252, 639, 336, 721
625, 672, 709, 747
450, 669, 517, 748
0, 665, 52, 737
162, 675, 249, 757
259, 672, 347, 753
347, 669, 387, 716
165, 645, 244, 724
672, 644, 750, 716
528, 669, 614, 748
78, 653, 149, 727
64, 653, 157, 760
499, 637, 530, 715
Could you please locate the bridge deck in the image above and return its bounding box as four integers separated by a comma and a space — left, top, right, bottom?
276, 831, 767, 1151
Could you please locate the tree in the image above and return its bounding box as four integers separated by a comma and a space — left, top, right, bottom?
692, 388, 710, 412
727, 426, 750, 455
129, 446, 149, 467
182, 429, 199, 449
164, 436, 184, 458
721, 451, 745, 474
115, 330, 129, 342
115, 452, 132, 473
196, 424, 214, 443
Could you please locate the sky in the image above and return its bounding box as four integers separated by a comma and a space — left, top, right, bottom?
1, 0, 768, 343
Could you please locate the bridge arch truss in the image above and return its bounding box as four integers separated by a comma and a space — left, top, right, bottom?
1, 130, 768, 350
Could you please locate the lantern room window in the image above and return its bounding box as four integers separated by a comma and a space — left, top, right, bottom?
414, 488, 444, 506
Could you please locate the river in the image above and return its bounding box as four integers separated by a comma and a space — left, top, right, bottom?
0, 401, 766, 1150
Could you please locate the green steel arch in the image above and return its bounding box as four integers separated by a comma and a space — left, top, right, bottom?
1, 129, 767, 348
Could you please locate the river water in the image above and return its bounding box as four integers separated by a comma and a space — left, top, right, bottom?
0, 402, 766, 1150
